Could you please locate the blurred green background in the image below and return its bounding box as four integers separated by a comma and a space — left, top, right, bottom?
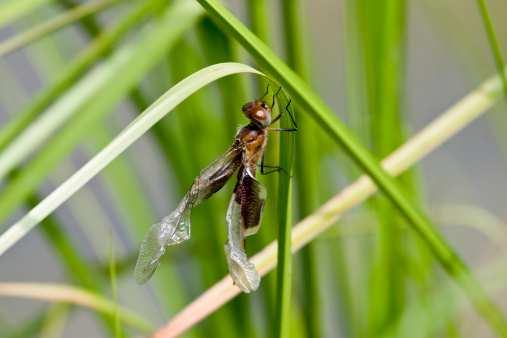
1, 0, 507, 337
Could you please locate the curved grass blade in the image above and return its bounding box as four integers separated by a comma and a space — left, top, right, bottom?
193, 0, 507, 334
0, 63, 265, 256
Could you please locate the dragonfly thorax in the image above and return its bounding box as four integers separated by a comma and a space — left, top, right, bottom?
236, 125, 267, 168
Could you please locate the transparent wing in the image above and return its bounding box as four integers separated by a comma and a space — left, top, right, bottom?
135, 207, 191, 285
224, 168, 266, 293
187, 144, 243, 207
135, 145, 242, 285
134, 222, 164, 285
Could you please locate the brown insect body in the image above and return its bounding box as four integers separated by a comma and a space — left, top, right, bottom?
231, 101, 270, 236
135, 96, 295, 293
236, 125, 267, 173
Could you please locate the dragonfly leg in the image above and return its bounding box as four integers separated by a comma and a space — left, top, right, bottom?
259, 152, 292, 177
260, 84, 269, 100
271, 85, 282, 108
269, 99, 298, 131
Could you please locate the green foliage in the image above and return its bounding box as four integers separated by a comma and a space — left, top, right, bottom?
1, 0, 507, 337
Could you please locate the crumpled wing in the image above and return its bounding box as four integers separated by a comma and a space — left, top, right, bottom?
225, 168, 267, 293
135, 207, 191, 285
135, 145, 242, 285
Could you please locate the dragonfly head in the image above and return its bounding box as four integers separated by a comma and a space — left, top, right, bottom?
242, 100, 272, 128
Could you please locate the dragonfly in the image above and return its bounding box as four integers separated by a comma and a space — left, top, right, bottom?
134, 86, 297, 293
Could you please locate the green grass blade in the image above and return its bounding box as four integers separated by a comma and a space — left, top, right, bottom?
0, 63, 263, 258
247, 0, 271, 96
0, 0, 57, 28
341, 1, 370, 335
264, 78, 296, 338
274, 182, 293, 337
3, 312, 46, 338
0, 0, 157, 152
88, 127, 156, 237
108, 233, 122, 338
194, 1, 507, 334
246, 2, 278, 334
476, 0, 507, 98
247, 0, 270, 46
0, 0, 121, 58
279, 0, 313, 335
28, 195, 97, 287
40, 303, 69, 338
359, 0, 407, 333
0, 0, 204, 223
28, 194, 119, 334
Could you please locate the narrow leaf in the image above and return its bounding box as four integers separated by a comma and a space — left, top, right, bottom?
476, 0, 507, 99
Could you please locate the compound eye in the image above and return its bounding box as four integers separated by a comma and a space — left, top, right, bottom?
243, 101, 272, 127
251, 107, 267, 121
242, 102, 255, 118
